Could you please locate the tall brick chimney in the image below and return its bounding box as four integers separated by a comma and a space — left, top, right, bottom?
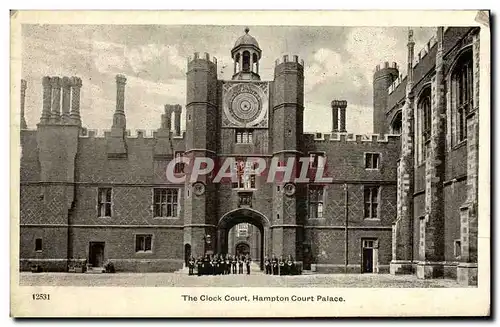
331, 100, 347, 133
113, 74, 127, 129
50, 76, 61, 123
61, 77, 71, 123
20, 79, 27, 129
173, 104, 182, 136
40, 76, 52, 124
163, 105, 174, 131
70, 76, 82, 126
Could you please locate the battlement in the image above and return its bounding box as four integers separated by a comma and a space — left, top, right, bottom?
187, 52, 218, 65
374, 61, 399, 73
388, 73, 408, 95
305, 132, 400, 144
274, 54, 304, 67
78, 128, 186, 140
413, 35, 437, 68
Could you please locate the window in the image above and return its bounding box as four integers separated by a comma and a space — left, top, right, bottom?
308, 186, 324, 218
235, 129, 254, 144
417, 88, 432, 164
135, 234, 152, 252
97, 188, 112, 217
35, 238, 42, 252
362, 239, 375, 248
364, 186, 379, 219
309, 153, 325, 169
451, 50, 473, 144
234, 160, 257, 189
237, 223, 249, 237
365, 153, 380, 169
454, 240, 462, 259
153, 188, 179, 217
174, 151, 185, 174
391, 111, 402, 135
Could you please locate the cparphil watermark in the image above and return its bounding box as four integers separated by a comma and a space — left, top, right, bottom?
165, 155, 333, 184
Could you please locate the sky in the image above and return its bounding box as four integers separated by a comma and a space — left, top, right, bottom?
21, 25, 435, 134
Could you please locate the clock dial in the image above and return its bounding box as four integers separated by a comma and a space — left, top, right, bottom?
222, 82, 269, 128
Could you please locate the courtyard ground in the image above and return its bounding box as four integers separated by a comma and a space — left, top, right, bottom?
19, 271, 467, 288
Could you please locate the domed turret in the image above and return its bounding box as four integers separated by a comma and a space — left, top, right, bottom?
231, 27, 262, 80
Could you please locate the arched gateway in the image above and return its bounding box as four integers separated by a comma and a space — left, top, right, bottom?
217, 208, 270, 271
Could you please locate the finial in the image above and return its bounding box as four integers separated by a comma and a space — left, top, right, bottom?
244, 27, 250, 34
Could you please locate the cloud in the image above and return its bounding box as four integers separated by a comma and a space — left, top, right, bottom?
304, 48, 343, 93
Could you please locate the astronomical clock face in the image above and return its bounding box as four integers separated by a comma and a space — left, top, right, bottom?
222, 82, 269, 128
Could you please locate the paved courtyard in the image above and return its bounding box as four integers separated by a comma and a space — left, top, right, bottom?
19, 271, 466, 288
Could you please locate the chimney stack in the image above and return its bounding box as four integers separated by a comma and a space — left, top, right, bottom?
163, 105, 174, 131
331, 100, 347, 133
40, 76, 52, 124
331, 100, 339, 132
20, 79, 27, 129
61, 77, 71, 123
50, 77, 61, 123
70, 76, 82, 126
173, 105, 182, 136
113, 74, 127, 129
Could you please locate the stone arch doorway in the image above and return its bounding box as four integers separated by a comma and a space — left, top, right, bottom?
235, 241, 251, 257
217, 208, 270, 271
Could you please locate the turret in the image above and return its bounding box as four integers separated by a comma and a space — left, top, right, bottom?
184, 51, 218, 258
271, 54, 305, 262
373, 61, 399, 134
231, 27, 262, 81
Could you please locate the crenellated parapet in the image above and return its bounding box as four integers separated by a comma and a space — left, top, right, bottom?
305, 132, 401, 144
187, 52, 218, 71
274, 54, 304, 67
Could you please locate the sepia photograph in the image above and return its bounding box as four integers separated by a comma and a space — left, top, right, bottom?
9, 10, 491, 317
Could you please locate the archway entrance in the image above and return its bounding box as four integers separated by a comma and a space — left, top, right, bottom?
235, 242, 250, 257
217, 208, 270, 271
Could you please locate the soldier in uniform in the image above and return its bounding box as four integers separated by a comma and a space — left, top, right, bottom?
216, 254, 222, 275
245, 255, 252, 275
264, 256, 271, 275
232, 255, 237, 274
196, 256, 203, 276
287, 255, 295, 276
225, 255, 231, 275
210, 254, 217, 275
238, 255, 244, 274
188, 255, 195, 276
279, 255, 285, 275
271, 255, 278, 275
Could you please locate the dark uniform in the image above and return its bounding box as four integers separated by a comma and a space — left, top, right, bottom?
287, 256, 295, 275
238, 257, 244, 274
272, 256, 278, 275
264, 256, 271, 275
245, 256, 251, 275
232, 257, 237, 274
210, 257, 216, 275
225, 257, 231, 275
188, 256, 195, 276
279, 257, 285, 275
196, 257, 203, 276
216, 256, 222, 275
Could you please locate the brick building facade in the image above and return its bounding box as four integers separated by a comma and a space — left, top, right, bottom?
19, 27, 479, 285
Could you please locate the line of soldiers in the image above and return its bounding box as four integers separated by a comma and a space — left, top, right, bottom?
188, 253, 252, 276
264, 255, 299, 276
